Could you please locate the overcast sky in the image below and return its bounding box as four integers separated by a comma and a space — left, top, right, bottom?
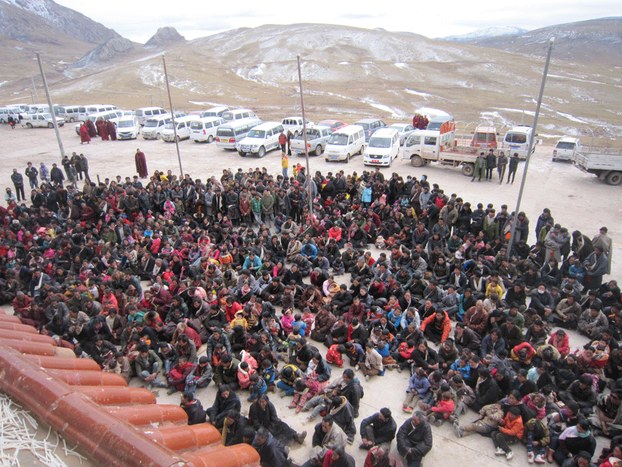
56, 0, 621, 43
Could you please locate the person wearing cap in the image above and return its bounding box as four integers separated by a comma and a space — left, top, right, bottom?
396, 411, 433, 467
359, 407, 397, 451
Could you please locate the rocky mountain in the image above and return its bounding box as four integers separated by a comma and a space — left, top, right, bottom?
0, 0, 118, 44
73, 37, 136, 68
442, 26, 527, 42
144, 27, 186, 48
452, 17, 622, 63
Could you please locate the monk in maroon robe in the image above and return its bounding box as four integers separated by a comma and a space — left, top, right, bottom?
107, 120, 117, 141
86, 119, 97, 137
99, 120, 110, 141
79, 123, 91, 144
135, 149, 148, 178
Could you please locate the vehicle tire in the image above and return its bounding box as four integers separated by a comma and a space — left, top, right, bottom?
461, 163, 474, 177
26, 123, 33, 128
258, 146, 266, 158
346, 153, 350, 163
156, 133, 161, 140
207, 135, 214, 143
48, 122, 53, 128
605, 171, 622, 186
411, 155, 424, 167
69, 117, 75, 123
315, 145, 323, 156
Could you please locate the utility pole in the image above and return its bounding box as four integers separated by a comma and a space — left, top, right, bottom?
162, 55, 184, 178
36, 53, 65, 160
507, 38, 555, 259
297, 56, 312, 214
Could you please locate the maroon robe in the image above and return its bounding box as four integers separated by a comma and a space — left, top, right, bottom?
135, 150, 148, 178
86, 119, 97, 137
79, 124, 91, 144
107, 120, 117, 141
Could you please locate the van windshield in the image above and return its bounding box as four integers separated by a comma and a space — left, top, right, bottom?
144, 120, 158, 128
191, 122, 202, 130
328, 133, 349, 145
505, 133, 527, 144
247, 129, 266, 138
118, 120, 135, 128
369, 136, 392, 148
556, 141, 576, 150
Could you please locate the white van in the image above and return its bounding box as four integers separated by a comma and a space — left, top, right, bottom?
502, 125, 534, 160
136, 107, 167, 126
281, 116, 312, 137
63, 105, 88, 122
73, 110, 121, 135
222, 108, 257, 122
364, 128, 400, 167
324, 125, 366, 163
0, 107, 20, 123
215, 117, 262, 149
191, 117, 226, 143
552, 137, 581, 162
200, 106, 229, 118
161, 116, 197, 142
116, 116, 141, 140
85, 104, 117, 116
141, 115, 172, 140
236, 121, 285, 157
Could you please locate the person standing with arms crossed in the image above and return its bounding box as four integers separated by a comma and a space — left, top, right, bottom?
507, 153, 520, 184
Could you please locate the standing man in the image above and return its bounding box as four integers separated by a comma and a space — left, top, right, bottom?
39, 162, 49, 184
583, 247, 609, 291
472, 152, 486, 182
78, 154, 90, 182
50, 163, 64, 186
10, 169, 25, 202
135, 148, 148, 179
497, 151, 508, 184
507, 153, 520, 184
281, 152, 289, 180
396, 411, 433, 467
592, 226, 612, 274
25, 162, 39, 189
278, 130, 287, 153
485, 149, 496, 181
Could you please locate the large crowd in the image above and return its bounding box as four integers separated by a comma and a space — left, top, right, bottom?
1, 155, 620, 467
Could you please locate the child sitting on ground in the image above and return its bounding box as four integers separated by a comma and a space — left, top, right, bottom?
427, 391, 456, 426
248, 372, 267, 402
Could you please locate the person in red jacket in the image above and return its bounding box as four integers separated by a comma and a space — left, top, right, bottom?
511, 341, 537, 367
420, 310, 451, 344
326, 344, 345, 367
549, 329, 571, 358
491, 406, 524, 460
427, 391, 456, 426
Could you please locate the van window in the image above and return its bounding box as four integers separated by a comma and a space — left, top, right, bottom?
505, 133, 527, 144
190, 122, 202, 130
424, 136, 437, 145
369, 136, 392, 148
556, 141, 576, 150
247, 129, 266, 139
328, 133, 349, 145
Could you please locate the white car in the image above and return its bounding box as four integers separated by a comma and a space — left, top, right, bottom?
236, 122, 284, 157
116, 116, 141, 140
281, 116, 313, 137
23, 113, 65, 128
388, 123, 415, 145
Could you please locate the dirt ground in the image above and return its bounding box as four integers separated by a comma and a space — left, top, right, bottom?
1, 123, 620, 466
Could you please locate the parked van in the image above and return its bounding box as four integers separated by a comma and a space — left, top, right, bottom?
236, 121, 285, 157
553, 137, 581, 162
135, 107, 167, 126
363, 128, 400, 167
471, 125, 498, 149
324, 125, 366, 163
281, 116, 312, 137
73, 110, 121, 135
85, 104, 117, 116
141, 115, 172, 140
161, 116, 197, 142
215, 117, 262, 150
191, 117, 226, 143
0, 107, 20, 123
63, 105, 87, 122
222, 108, 257, 122
116, 116, 141, 140
502, 125, 534, 160
200, 106, 229, 118
354, 118, 387, 142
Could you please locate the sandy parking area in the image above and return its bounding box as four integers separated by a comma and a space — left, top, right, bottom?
1, 123, 619, 466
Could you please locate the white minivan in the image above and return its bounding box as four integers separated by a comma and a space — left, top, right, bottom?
364, 128, 400, 167
136, 107, 167, 126
552, 137, 581, 162
161, 116, 197, 142
222, 108, 257, 122
191, 117, 226, 143
236, 121, 284, 157
324, 125, 366, 163
116, 116, 141, 140
216, 118, 262, 150
201, 106, 229, 118
141, 115, 172, 140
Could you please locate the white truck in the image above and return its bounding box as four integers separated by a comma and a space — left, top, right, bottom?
290, 126, 333, 156
400, 121, 481, 177
573, 147, 622, 185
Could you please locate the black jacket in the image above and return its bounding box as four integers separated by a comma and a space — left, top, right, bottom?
360, 412, 397, 445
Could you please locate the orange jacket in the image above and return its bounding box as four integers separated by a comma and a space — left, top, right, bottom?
420, 311, 452, 343
500, 413, 524, 439
430, 399, 455, 417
